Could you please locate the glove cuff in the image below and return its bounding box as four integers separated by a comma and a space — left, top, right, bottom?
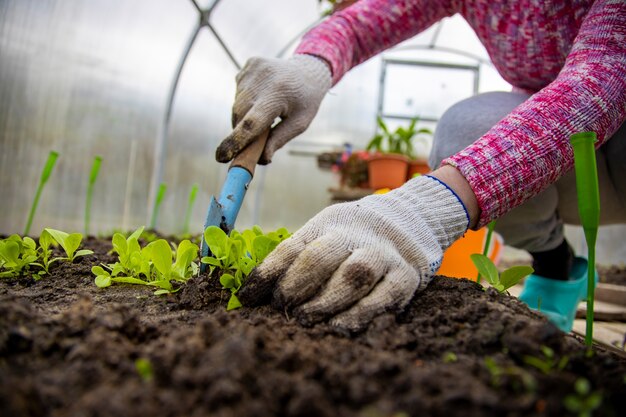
379, 175, 470, 250
290, 54, 332, 90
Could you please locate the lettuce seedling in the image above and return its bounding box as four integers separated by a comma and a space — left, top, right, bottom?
523, 345, 569, 374
564, 378, 602, 417
0, 235, 39, 278
94, 232, 198, 295
44, 228, 94, 262
24, 151, 59, 236
470, 253, 533, 293
110, 226, 149, 278
145, 239, 198, 292
31, 229, 62, 275
484, 357, 536, 392
202, 225, 291, 310
92, 265, 153, 289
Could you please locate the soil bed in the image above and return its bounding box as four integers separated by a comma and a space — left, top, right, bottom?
1, 237, 625, 417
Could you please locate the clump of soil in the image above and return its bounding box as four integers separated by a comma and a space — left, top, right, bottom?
1, 238, 625, 417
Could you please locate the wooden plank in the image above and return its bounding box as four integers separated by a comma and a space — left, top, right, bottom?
577, 300, 626, 321
595, 283, 626, 306
601, 321, 626, 335
572, 319, 626, 354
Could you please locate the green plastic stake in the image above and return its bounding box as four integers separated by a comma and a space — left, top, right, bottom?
149, 182, 167, 230
85, 156, 103, 236
24, 151, 59, 236
570, 131, 600, 347
182, 183, 199, 235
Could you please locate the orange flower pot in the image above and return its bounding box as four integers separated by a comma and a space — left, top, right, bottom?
367, 154, 409, 190
407, 159, 431, 180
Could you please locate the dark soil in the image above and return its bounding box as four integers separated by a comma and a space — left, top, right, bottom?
1, 237, 625, 417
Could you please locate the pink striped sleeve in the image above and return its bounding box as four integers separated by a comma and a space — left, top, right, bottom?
295, 0, 458, 85
444, 0, 626, 228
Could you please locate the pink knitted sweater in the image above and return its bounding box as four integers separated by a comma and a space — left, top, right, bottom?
295, 0, 626, 228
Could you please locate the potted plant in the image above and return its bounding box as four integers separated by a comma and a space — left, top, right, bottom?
401, 117, 433, 180
333, 145, 370, 189
366, 116, 432, 189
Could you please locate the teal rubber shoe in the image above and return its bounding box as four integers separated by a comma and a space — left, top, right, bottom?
519, 257, 598, 332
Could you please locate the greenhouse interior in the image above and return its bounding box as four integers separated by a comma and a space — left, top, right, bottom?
1, 1, 625, 416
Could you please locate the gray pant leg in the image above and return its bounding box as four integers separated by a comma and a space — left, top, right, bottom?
429, 91, 626, 252
556, 121, 626, 225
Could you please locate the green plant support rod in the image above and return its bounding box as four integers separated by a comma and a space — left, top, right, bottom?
149, 183, 167, 230
477, 220, 497, 283
182, 183, 199, 235
570, 132, 600, 347
24, 151, 59, 236
85, 156, 103, 236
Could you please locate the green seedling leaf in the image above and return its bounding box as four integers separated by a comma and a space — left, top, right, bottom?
500, 266, 534, 290
172, 240, 198, 279
470, 253, 499, 286
154, 289, 171, 296
112, 277, 152, 286
471, 253, 533, 294
252, 235, 276, 264
112, 233, 128, 257
227, 294, 242, 310
220, 273, 236, 289
146, 279, 172, 290
39, 229, 54, 251
0, 240, 20, 266
129, 226, 145, 241
95, 274, 112, 288
201, 257, 224, 267
0, 235, 40, 277
45, 228, 93, 261
135, 358, 154, 383
75, 249, 94, 258
204, 226, 231, 260
92, 266, 112, 288
147, 239, 172, 280
442, 352, 458, 363
239, 257, 255, 276
92, 265, 109, 276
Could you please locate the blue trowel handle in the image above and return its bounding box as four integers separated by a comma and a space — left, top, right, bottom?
219, 128, 270, 230
200, 130, 270, 267
221, 129, 270, 226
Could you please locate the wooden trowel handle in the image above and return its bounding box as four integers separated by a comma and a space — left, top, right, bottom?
230, 129, 270, 177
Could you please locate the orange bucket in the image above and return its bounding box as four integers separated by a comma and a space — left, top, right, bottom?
437, 227, 503, 280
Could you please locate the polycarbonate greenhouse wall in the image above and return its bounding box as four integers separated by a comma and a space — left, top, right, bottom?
1, 0, 623, 264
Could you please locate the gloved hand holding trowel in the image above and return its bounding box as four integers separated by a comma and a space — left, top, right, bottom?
217, 0, 626, 333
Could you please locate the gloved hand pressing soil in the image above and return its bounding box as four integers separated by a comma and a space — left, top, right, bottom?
216, 55, 332, 164
238, 175, 470, 333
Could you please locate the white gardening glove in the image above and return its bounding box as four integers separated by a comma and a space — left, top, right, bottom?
216, 55, 332, 164
238, 175, 470, 333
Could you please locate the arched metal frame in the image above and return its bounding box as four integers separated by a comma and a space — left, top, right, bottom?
147, 0, 324, 228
